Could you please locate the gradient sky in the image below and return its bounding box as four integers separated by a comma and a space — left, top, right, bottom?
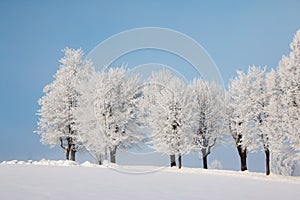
0, 0, 300, 172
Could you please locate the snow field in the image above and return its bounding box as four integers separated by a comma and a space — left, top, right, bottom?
0, 160, 299, 200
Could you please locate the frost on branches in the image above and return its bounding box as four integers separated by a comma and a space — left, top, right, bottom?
267, 30, 300, 175
36, 48, 87, 161
188, 79, 226, 169
264, 69, 291, 175
143, 70, 192, 168
72, 61, 107, 164
238, 66, 272, 175
228, 66, 275, 174
34, 29, 300, 175
227, 69, 250, 171
93, 68, 144, 163
277, 30, 300, 156
76, 67, 144, 164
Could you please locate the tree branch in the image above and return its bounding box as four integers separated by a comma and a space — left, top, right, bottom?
59, 137, 67, 150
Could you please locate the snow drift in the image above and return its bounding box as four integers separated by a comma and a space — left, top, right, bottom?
0, 160, 300, 200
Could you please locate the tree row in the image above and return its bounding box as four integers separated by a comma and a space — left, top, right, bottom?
36, 29, 300, 176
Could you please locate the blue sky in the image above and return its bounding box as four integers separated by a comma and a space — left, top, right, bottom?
0, 0, 299, 172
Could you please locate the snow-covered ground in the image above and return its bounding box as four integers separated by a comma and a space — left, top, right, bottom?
0, 160, 299, 200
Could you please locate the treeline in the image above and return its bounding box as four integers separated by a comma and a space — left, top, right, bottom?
36, 29, 300, 176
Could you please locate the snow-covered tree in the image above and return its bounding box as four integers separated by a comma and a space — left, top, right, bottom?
227, 69, 250, 171
36, 48, 86, 161
91, 67, 144, 163
73, 61, 108, 164
229, 66, 286, 175
277, 29, 300, 156
264, 69, 291, 175
227, 66, 265, 171
74, 67, 144, 164
209, 159, 222, 170
265, 29, 300, 175
143, 70, 192, 169
241, 66, 272, 175
188, 79, 226, 169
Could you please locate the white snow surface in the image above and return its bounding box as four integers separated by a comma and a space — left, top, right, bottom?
0, 160, 299, 200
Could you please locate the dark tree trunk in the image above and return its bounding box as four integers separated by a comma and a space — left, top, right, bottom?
110, 146, 117, 163
70, 149, 76, 161
265, 148, 270, 175
178, 154, 182, 169
96, 154, 103, 165
65, 147, 70, 160
170, 155, 176, 167
65, 143, 72, 160
237, 146, 247, 171
60, 138, 71, 160
203, 155, 208, 169
202, 149, 208, 169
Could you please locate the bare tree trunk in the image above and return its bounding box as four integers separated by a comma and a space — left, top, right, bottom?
178, 154, 182, 169
65, 143, 72, 160
97, 154, 102, 165
265, 148, 270, 175
230, 122, 248, 171
60, 138, 70, 160
237, 146, 247, 171
70, 149, 76, 161
202, 149, 208, 169
170, 155, 176, 167
110, 146, 117, 163
203, 156, 208, 169
96, 153, 103, 165
65, 148, 70, 160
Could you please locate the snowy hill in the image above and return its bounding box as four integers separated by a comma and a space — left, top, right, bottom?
0, 160, 299, 200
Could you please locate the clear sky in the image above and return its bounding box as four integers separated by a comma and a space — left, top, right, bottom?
0, 0, 299, 172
